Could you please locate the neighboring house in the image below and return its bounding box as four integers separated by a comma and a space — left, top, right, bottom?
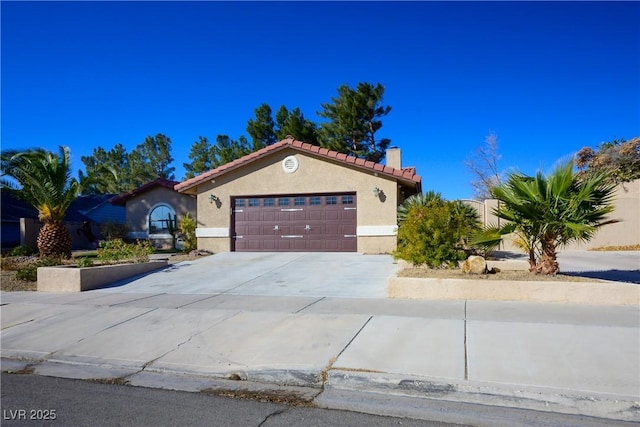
1, 190, 38, 249
175, 138, 422, 254
110, 178, 197, 248
2, 191, 125, 250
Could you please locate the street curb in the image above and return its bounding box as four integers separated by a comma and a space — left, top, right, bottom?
322, 369, 640, 423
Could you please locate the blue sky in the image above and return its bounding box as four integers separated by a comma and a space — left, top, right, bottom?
2, 1, 638, 200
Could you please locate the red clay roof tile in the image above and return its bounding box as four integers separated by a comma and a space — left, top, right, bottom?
175, 138, 421, 192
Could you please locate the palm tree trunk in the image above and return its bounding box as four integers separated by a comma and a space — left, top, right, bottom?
537, 237, 559, 275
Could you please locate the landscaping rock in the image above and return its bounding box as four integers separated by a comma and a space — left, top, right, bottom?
461, 255, 487, 274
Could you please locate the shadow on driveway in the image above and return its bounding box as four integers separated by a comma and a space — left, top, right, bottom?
564, 269, 640, 284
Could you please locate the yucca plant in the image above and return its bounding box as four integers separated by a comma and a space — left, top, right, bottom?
1, 146, 81, 258
472, 160, 618, 274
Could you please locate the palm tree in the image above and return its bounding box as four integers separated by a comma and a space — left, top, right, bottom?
1, 146, 81, 258
472, 160, 618, 275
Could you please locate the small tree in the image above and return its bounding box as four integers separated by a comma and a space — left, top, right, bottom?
575, 137, 639, 184
472, 160, 618, 275
465, 131, 503, 201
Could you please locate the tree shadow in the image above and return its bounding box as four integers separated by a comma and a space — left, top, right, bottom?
563, 270, 640, 284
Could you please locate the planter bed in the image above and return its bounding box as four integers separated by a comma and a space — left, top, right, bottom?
37, 261, 168, 292
387, 276, 639, 306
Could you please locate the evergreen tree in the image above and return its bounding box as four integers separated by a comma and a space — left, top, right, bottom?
211, 135, 251, 167
275, 106, 319, 145
317, 82, 392, 163
184, 136, 216, 179
80, 143, 129, 194
246, 104, 277, 150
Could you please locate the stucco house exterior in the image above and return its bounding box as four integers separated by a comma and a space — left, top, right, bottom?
175, 138, 422, 254
110, 178, 196, 248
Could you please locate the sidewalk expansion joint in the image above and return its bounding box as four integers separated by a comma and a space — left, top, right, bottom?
319, 315, 373, 388
295, 297, 325, 313
464, 299, 469, 381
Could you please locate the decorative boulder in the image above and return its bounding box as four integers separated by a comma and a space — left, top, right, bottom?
462, 255, 487, 274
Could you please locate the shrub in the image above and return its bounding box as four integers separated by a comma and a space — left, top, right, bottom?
179, 213, 197, 252
15, 257, 63, 282
9, 245, 37, 257
97, 239, 153, 264
100, 222, 128, 241
76, 257, 94, 268
394, 195, 481, 268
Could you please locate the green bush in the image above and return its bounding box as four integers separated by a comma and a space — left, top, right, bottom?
179, 213, 197, 252
15, 257, 63, 282
394, 196, 481, 268
97, 239, 153, 264
9, 245, 37, 257
76, 257, 94, 268
100, 222, 128, 241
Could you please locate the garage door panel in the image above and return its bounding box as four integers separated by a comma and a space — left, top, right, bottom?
233, 194, 357, 252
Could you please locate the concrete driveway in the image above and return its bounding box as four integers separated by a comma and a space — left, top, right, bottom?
97, 252, 398, 298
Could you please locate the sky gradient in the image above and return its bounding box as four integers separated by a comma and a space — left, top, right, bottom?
2, 1, 639, 200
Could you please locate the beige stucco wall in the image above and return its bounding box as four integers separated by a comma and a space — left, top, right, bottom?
192, 148, 414, 254
125, 186, 196, 241
463, 179, 640, 251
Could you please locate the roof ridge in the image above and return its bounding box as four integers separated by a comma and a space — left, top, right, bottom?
175, 138, 420, 192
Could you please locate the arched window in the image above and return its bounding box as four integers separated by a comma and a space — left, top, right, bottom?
149, 204, 176, 235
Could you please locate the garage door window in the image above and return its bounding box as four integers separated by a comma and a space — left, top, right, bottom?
235, 199, 246, 208
342, 195, 354, 204
249, 198, 260, 207
278, 198, 290, 206
309, 197, 321, 206
326, 196, 337, 205
264, 198, 275, 207
294, 197, 306, 206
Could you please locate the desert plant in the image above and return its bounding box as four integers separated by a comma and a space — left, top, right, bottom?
15, 256, 63, 281
472, 160, 617, 274
179, 213, 197, 252
1, 146, 81, 258
76, 257, 94, 268
394, 194, 480, 268
9, 245, 37, 257
97, 239, 153, 264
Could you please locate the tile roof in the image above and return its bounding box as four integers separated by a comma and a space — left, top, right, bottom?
110, 178, 180, 206
175, 138, 421, 193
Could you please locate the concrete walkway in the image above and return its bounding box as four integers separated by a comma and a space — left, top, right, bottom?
2, 289, 638, 424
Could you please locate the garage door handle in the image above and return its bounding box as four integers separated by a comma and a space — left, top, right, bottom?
305, 225, 311, 231
273, 225, 279, 231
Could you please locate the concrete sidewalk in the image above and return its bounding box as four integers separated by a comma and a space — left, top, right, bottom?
1, 290, 638, 424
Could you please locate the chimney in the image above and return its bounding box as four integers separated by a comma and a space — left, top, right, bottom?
386, 146, 401, 169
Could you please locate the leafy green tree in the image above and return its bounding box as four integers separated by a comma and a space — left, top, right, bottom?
246, 104, 278, 150
318, 82, 392, 163
184, 136, 216, 179
1, 146, 81, 258
472, 160, 618, 275
275, 106, 319, 145
575, 137, 639, 184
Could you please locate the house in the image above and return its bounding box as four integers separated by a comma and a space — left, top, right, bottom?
175, 138, 422, 253
110, 178, 196, 248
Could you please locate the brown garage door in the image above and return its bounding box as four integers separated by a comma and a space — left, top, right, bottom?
232, 194, 357, 252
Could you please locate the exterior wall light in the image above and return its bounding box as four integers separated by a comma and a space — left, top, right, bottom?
373, 187, 381, 198
209, 194, 219, 203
